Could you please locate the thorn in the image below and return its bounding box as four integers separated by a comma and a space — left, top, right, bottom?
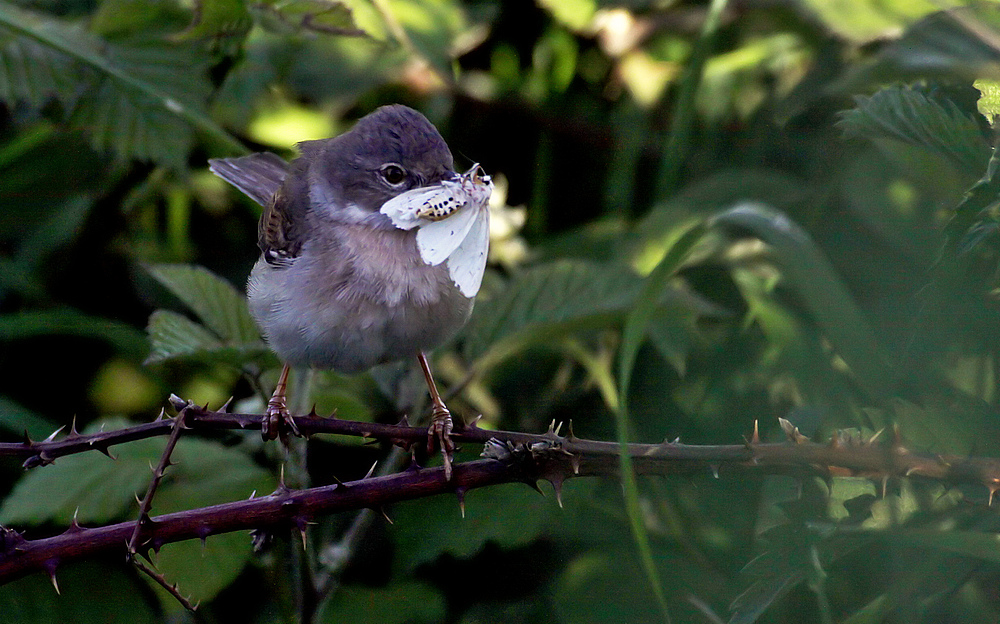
68, 415, 80, 437
94, 444, 117, 460
364, 462, 377, 480
42, 426, 63, 443
397, 414, 411, 427
456, 488, 466, 518
154, 408, 166, 422
546, 419, 557, 435
379, 507, 394, 524
135, 493, 143, 506
868, 428, 885, 445
881, 476, 888, 498
550, 478, 564, 508
777, 417, 808, 444
709, 464, 720, 479
332, 474, 347, 487
307, 404, 318, 418
570, 454, 580, 475
248, 490, 257, 500
751, 420, 759, 444
21, 430, 32, 446
168, 394, 188, 412
467, 414, 483, 428
294, 517, 308, 550
553, 421, 563, 436
278, 465, 286, 489
219, 397, 234, 413
44, 560, 60, 594
990, 484, 998, 507
327, 409, 338, 420
526, 480, 544, 495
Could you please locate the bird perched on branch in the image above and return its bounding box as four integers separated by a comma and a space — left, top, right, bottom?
209, 104, 493, 478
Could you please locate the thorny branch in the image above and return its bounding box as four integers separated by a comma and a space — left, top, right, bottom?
3, 401, 1000, 587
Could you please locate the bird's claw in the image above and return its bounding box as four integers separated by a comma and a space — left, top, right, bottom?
262, 393, 301, 441
428, 403, 455, 480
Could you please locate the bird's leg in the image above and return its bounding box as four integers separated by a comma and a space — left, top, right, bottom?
418, 351, 456, 480
263, 363, 301, 440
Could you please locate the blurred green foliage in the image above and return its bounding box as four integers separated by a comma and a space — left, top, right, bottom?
2, 0, 1000, 622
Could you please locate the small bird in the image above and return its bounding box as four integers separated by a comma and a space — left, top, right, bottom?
209, 105, 493, 477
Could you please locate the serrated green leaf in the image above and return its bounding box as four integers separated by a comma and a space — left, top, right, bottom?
0, 26, 78, 106
975, 78, 1000, 124
147, 264, 259, 344
0, 431, 161, 525
145, 308, 223, 363
0, 0, 244, 164
462, 260, 644, 368
837, 85, 991, 175
320, 581, 445, 624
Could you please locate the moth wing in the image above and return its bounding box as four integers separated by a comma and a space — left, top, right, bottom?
446, 207, 490, 298
380, 186, 447, 231
416, 201, 480, 266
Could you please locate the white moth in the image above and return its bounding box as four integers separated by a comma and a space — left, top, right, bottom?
380, 164, 493, 298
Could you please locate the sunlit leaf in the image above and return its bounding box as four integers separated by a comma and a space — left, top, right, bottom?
838, 85, 990, 175
0, 1, 243, 165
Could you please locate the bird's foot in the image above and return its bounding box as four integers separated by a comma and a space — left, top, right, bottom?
262, 364, 301, 441
427, 401, 456, 480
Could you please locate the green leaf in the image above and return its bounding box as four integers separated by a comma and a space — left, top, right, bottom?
390, 482, 556, 571
0, 308, 149, 360
0, 1, 244, 164
975, 78, 1000, 125
0, 561, 158, 624
146, 309, 232, 364
835, 6, 1000, 90
837, 85, 991, 175
145, 437, 276, 608
255, 0, 367, 37
0, 421, 274, 605
0, 430, 160, 525
320, 581, 445, 624
462, 259, 645, 368
0, 395, 59, 439
146, 264, 260, 344
0, 24, 78, 106
712, 203, 891, 399
615, 219, 706, 623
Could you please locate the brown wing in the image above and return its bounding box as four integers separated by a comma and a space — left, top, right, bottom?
209, 151, 312, 265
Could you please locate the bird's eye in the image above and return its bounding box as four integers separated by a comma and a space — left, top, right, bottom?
380, 164, 407, 186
